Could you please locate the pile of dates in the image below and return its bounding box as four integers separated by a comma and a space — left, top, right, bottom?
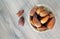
30, 6, 55, 31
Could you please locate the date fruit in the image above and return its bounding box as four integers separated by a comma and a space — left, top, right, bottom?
41, 15, 49, 24
47, 17, 55, 29
16, 9, 24, 17
30, 6, 37, 16
18, 16, 24, 26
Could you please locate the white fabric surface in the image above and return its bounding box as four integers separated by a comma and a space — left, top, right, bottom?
0, 0, 60, 39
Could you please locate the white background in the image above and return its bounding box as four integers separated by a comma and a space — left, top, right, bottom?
0, 0, 60, 39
